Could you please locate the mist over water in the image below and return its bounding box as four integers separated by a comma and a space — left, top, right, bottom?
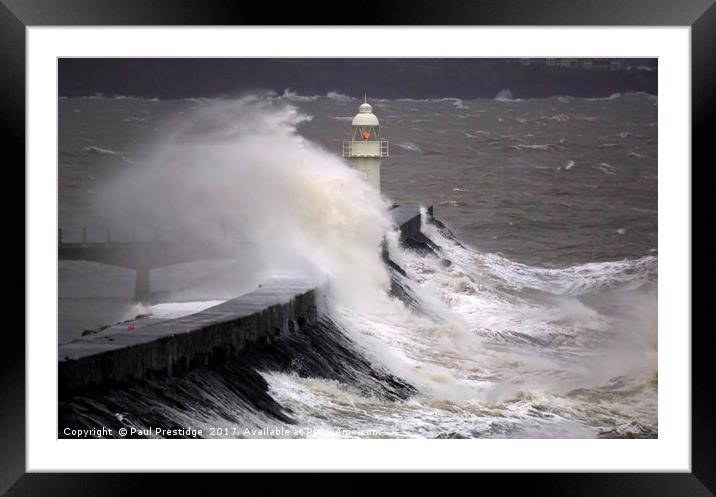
58, 91, 657, 438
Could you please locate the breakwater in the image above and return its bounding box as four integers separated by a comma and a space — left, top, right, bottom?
58, 203, 431, 397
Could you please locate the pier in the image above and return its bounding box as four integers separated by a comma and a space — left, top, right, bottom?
58, 203, 432, 397
58, 231, 241, 302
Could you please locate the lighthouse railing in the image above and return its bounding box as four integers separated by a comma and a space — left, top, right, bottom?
380, 140, 389, 157
342, 140, 389, 158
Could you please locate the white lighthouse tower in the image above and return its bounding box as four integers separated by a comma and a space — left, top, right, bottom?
342, 97, 389, 191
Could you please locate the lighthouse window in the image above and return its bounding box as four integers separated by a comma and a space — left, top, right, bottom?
354, 126, 379, 141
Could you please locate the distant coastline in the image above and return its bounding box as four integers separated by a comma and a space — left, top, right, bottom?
59, 58, 657, 100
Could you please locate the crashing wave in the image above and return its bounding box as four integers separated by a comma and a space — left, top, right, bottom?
281, 88, 319, 101
495, 89, 520, 101
81, 146, 125, 156
326, 91, 354, 101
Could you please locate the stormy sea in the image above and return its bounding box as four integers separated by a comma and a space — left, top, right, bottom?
59, 90, 657, 439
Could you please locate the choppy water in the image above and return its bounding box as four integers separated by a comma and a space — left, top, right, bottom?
58, 91, 657, 438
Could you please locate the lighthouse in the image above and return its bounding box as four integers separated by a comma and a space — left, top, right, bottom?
342, 97, 389, 191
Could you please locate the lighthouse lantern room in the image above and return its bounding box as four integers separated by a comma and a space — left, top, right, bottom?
342, 98, 389, 191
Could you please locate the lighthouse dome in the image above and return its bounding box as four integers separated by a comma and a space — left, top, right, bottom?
352, 101, 380, 127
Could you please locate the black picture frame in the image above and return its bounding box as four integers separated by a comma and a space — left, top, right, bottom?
2, 0, 712, 494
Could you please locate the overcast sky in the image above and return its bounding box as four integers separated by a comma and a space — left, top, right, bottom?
59, 58, 657, 99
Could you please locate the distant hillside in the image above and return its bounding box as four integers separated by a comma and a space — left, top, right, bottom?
59, 58, 657, 100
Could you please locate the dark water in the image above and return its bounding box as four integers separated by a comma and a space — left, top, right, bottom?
300, 93, 658, 266
58, 92, 657, 438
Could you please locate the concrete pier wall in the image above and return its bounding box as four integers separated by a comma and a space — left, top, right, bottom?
58, 203, 431, 397
391, 203, 432, 242
59, 278, 317, 397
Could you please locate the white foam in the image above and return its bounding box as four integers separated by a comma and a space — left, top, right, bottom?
257, 208, 658, 438
149, 300, 226, 319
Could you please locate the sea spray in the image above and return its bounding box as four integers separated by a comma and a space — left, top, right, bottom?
97, 97, 394, 311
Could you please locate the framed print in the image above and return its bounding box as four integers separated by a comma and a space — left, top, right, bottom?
3, 0, 713, 494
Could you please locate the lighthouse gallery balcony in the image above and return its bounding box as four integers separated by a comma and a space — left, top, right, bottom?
342, 140, 389, 158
